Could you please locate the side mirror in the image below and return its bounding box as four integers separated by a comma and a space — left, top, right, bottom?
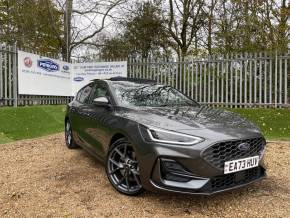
93, 97, 110, 107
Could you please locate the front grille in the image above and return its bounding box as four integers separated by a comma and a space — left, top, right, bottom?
202, 137, 265, 170
210, 167, 262, 191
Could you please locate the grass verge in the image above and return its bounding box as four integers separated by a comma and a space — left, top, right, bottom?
0, 105, 66, 144
229, 108, 290, 141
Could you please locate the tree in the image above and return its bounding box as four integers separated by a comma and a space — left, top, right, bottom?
268, 0, 289, 52
46, 0, 126, 61
100, 37, 131, 60
100, 1, 170, 60
0, 0, 62, 54
122, 1, 169, 59
202, 0, 217, 56
163, 0, 206, 59
214, 0, 289, 54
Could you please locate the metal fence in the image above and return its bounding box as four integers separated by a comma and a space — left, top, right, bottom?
0, 43, 289, 108
0, 44, 72, 107
128, 52, 290, 108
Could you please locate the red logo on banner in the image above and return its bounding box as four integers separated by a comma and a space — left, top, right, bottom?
24, 57, 32, 68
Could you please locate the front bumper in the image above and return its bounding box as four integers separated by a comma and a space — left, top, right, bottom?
130, 129, 266, 195
149, 158, 266, 195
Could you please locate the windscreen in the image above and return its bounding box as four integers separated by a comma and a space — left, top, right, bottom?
110, 81, 199, 107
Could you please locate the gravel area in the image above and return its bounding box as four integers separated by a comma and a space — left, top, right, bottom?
0, 134, 289, 218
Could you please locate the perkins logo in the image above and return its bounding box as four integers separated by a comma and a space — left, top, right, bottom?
74, 77, 84, 82
63, 65, 69, 71
37, 59, 59, 72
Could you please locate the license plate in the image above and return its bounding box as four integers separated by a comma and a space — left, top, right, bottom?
224, 156, 259, 174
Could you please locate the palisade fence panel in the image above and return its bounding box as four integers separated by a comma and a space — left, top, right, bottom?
128, 52, 289, 108
0, 43, 289, 108
0, 44, 16, 106
0, 44, 73, 107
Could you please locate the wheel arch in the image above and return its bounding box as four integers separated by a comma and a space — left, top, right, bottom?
109, 133, 127, 147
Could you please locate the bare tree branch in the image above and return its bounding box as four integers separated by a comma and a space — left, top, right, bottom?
70, 0, 125, 50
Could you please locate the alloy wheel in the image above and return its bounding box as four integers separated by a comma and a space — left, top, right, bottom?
107, 139, 143, 195
65, 120, 78, 149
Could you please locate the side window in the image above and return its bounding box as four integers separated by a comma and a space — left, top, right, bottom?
90, 83, 109, 101
77, 84, 93, 103
76, 89, 83, 102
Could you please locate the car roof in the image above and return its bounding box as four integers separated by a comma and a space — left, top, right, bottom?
91, 77, 157, 84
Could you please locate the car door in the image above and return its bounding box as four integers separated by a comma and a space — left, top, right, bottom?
78, 82, 115, 160
70, 83, 94, 149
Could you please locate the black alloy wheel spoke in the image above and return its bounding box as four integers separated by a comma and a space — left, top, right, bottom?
109, 158, 122, 168
117, 176, 125, 186
115, 148, 125, 159
109, 167, 122, 175
123, 144, 127, 158
132, 172, 141, 187
125, 175, 130, 191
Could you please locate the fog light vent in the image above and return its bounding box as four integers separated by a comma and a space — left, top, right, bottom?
162, 160, 185, 172
160, 159, 193, 182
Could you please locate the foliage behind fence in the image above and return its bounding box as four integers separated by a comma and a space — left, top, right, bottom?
128, 53, 289, 108
0, 43, 289, 108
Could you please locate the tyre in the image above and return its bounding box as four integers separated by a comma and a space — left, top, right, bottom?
106, 138, 144, 196
65, 120, 79, 149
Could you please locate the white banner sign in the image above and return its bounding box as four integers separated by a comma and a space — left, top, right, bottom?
18, 51, 72, 96
18, 51, 127, 96
72, 62, 127, 95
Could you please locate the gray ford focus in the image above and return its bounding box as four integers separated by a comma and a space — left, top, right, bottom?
65, 77, 266, 195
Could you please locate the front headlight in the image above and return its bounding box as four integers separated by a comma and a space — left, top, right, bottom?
139, 125, 203, 146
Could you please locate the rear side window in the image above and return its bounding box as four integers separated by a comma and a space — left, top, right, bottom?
76, 89, 83, 101
91, 83, 109, 100
76, 84, 93, 103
